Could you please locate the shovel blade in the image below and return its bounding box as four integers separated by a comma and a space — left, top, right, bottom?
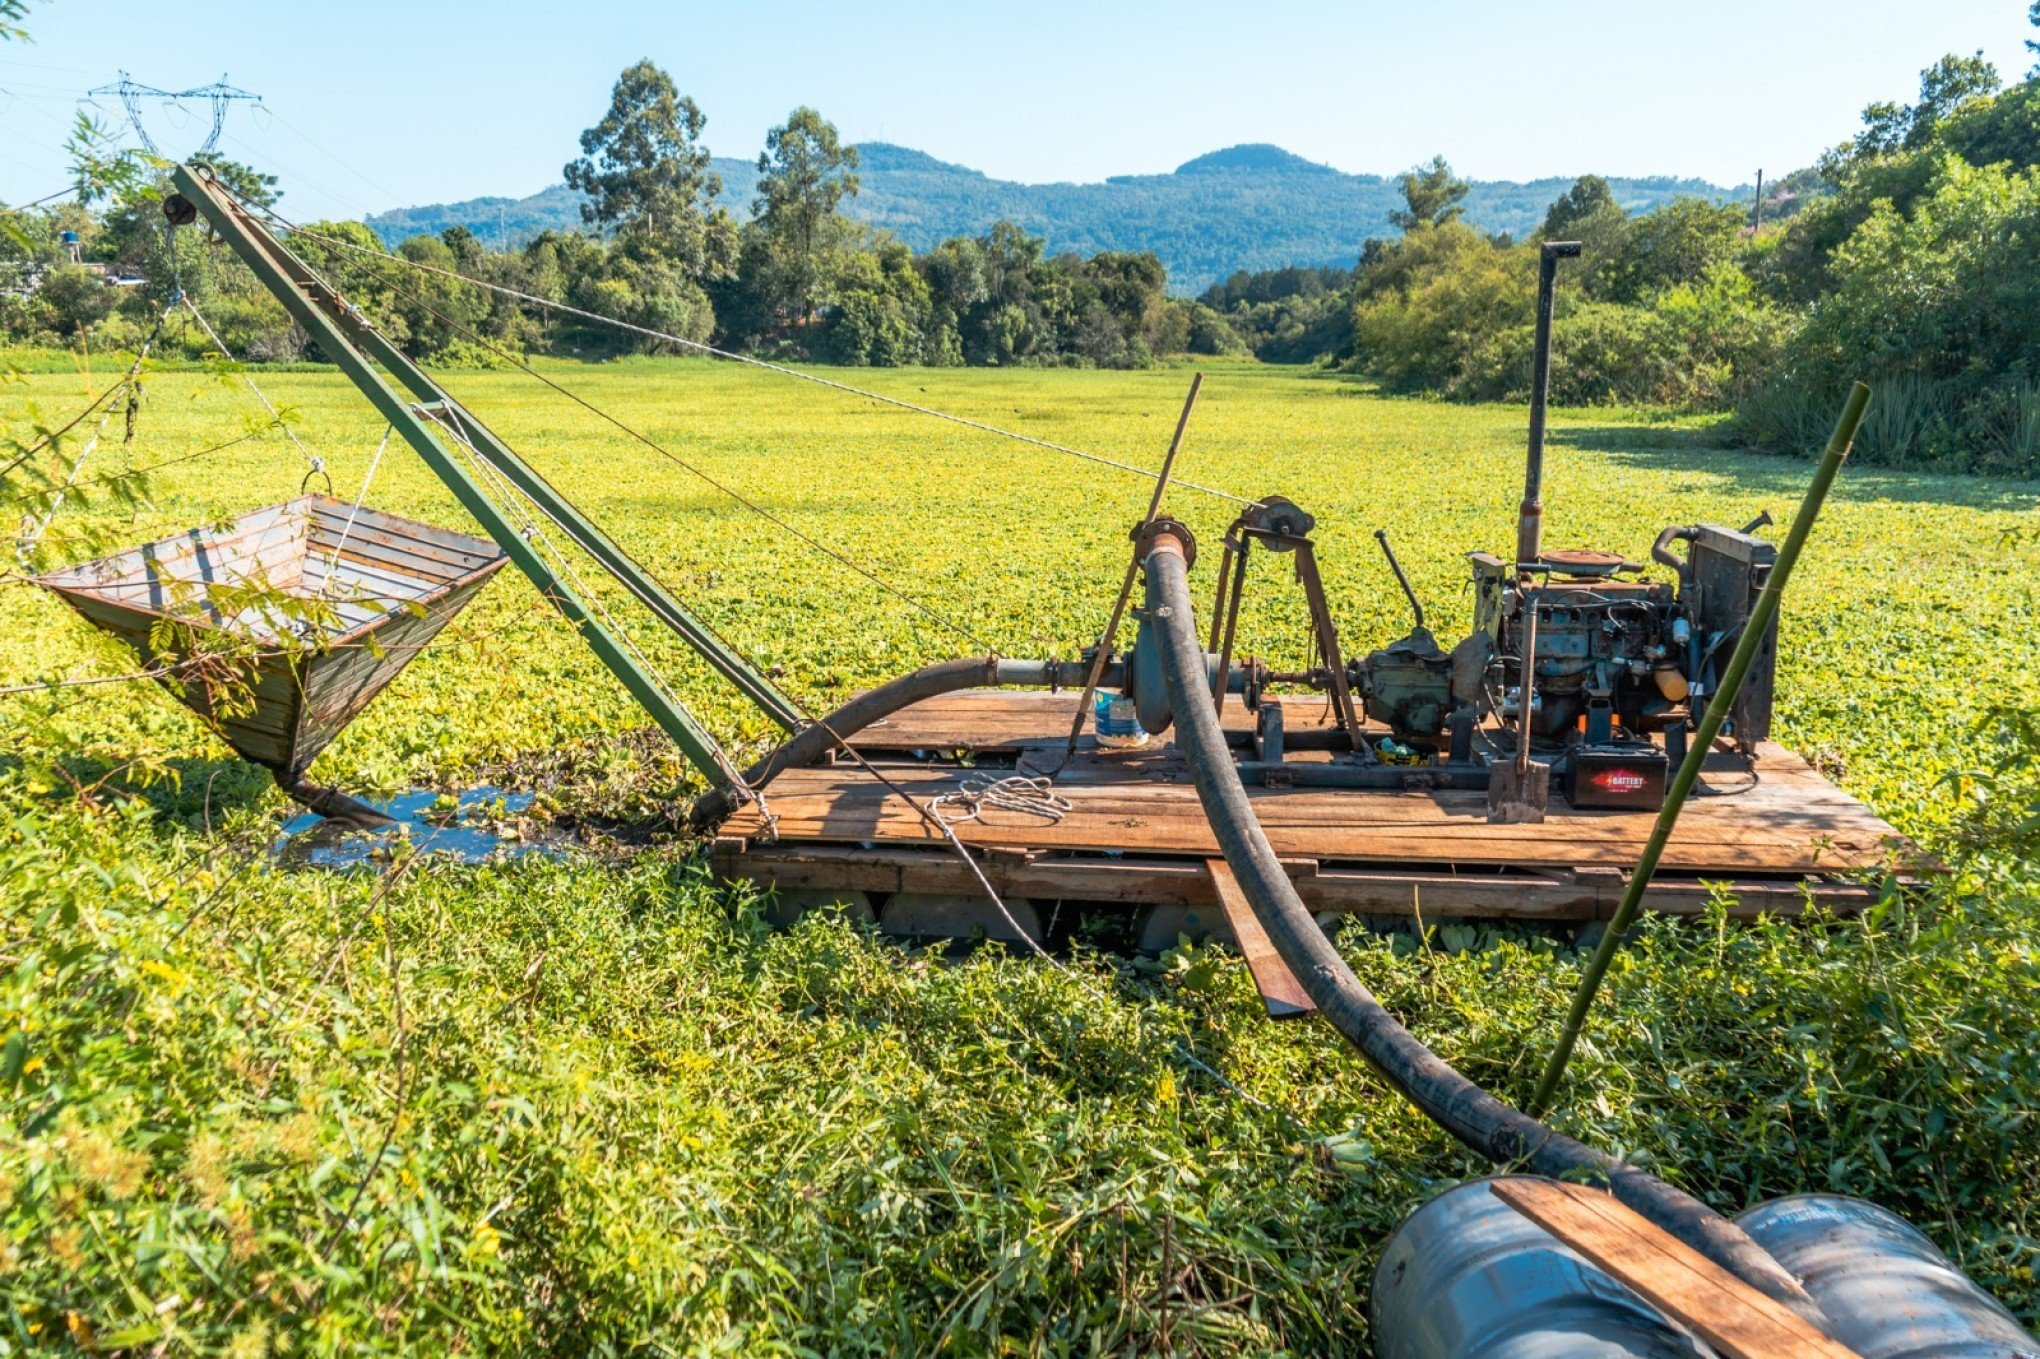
1488, 760, 1551, 824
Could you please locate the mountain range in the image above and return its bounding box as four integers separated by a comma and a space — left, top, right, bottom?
363, 143, 1746, 295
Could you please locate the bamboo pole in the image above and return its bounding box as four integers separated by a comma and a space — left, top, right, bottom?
1527, 381, 1872, 1119
1057, 372, 1202, 763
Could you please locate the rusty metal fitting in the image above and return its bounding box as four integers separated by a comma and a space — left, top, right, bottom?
1243, 495, 1315, 549
1134, 515, 1196, 571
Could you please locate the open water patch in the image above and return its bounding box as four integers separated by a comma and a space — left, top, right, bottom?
274, 786, 571, 870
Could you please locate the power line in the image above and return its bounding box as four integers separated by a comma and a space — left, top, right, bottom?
5, 186, 74, 210
0, 55, 100, 78
218, 130, 370, 222
262, 107, 403, 204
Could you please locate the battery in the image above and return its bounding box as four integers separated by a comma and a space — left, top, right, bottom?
1564, 742, 1668, 810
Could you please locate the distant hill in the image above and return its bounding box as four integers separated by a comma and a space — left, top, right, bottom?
364, 142, 1745, 295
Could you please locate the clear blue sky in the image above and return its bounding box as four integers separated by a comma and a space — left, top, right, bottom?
1, 0, 2032, 219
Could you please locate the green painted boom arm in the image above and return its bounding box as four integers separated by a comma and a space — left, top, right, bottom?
170, 162, 744, 790
333, 328, 801, 731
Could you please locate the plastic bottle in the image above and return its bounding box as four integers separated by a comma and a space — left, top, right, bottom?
1094, 692, 1149, 749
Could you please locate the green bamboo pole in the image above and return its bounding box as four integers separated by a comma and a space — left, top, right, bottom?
1527, 380, 1872, 1119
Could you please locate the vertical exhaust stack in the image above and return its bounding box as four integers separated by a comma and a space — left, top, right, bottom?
1517, 241, 1582, 571
1493, 240, 1580, 825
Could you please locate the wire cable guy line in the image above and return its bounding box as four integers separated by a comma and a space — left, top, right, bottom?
285, 225, 998, 653
253, 208, 1261, 509
181, 294, 330, 486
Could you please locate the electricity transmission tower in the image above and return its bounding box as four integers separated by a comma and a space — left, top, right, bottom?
85, 72, 263, 159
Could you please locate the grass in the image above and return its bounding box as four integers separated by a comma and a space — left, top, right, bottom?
3, 357, 2039, 1354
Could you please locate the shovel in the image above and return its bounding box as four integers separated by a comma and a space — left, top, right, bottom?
1488, 593, 1549, 823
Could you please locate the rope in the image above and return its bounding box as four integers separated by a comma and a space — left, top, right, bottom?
255, 208, 1259, 508
0, 372, 133, 479
422, 403, 747, 783
180, 294, 330, 492
407, 397, 788, 704
423, 402, 720, 713
321, 424, 392, 595
0, 663, 185, 698
802, 719, 1070, 966
14, 304, 175, 561
929, 773, 1071, 827
63, 424, 276, 488
300, 241, 995, 653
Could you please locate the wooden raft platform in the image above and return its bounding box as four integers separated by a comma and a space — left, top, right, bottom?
713, 690, 1912, 922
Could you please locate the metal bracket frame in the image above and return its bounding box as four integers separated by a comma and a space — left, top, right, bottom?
169, 163, 769, 788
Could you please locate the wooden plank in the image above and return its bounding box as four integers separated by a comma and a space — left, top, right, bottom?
309, 536, 482, 589
304, 508, 498, 575
1205, 859, 1316, 1018
48, 509, 309, 592
715, 842, 1882, 920
325, 559, 505, 647
300, 554, 443, 600
305, 495, 500, 561
720, 760, 1900, 875
1489, 1178, 1860, 1359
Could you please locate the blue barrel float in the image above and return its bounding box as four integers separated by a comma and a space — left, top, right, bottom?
1371, 1177, 2039, 1358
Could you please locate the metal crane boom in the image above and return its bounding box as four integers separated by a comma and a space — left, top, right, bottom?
168, 162, 795, 789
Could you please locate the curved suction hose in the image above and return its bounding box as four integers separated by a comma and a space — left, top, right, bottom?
1139, 526, 1817, 1313
689, 655, 1120, 831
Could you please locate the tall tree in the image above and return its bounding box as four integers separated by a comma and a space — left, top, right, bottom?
1847, 51, 2001, 159
752, 107, 860, 327
1906, 51, 2000, 145
1390, 156, 1469, 232
564, 61, 733, 277
1540, 174, 1619, 239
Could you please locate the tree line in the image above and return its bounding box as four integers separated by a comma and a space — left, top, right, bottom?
9, 26, 2040, 476
1199, 27, 2040, 476
1, 61, 1239, 371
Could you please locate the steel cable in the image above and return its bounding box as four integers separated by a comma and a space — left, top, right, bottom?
293, 236, 996, 653
251, 207, 1259, 508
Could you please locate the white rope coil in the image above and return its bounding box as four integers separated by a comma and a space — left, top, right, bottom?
930, 773, 1072, 827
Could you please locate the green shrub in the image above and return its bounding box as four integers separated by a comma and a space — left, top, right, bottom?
1746, 158, 2040, 475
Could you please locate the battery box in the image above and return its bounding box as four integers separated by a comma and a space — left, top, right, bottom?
1564, 742, 1669, 810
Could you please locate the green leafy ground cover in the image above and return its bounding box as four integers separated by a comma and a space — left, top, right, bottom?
3, 358, 2038, 1354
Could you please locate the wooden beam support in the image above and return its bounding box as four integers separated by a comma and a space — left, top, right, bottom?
1205, 859, 1316, 1019
713, 841, 1884, 921
1490, 1178, 1860, 1359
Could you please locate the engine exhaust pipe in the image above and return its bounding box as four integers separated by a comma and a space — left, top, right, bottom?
1517, 241, 1582, 571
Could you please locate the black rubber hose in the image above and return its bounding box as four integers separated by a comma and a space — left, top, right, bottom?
1141, 534, 1818, 1312
688, 655, 1119, 831
1651, 524, 1700, 580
